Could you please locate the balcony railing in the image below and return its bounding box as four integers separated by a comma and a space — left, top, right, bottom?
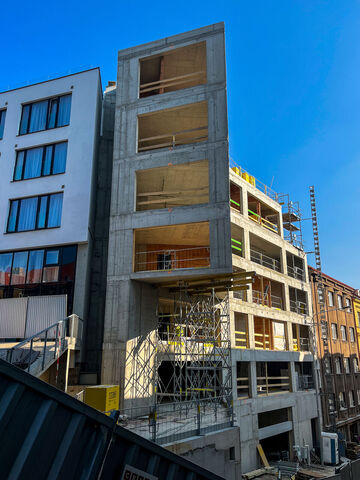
134, 246, 210, 272
250, 249, 281, 272
231, 238, 242, 257
138, 125, 208, 152
248, 209, 279, 234
288, 265, 306, 281
139, 71, 206, 97
254, 332, 271, 350
237, 376, 250, 398
233, 290, 247, 301
252, 290, 283, 310
297, 375, 315, 390
257, 375, 290, 395
290, 300, 308, 315
230, 198, 241, 212
230, 161, 280, 203
293, 337, 310, 352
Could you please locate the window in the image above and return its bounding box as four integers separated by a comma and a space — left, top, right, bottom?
339, 391, 346, 410
349, 390, 355, 407
345, 298, 352, 313
337, 295, 343, 310
335, 357, 342, 374
0, 109, 6, 139
354, 358, 359, 373
0, 246, 76, 286
14, 142, 67, 181
350, 327, 355, 343
341, 325, 347, 341
19, 94, 71, 135
7, 193, 63, 233
328, 291, 334, 307
344, 358, 350, 373
331, 323, 338, 340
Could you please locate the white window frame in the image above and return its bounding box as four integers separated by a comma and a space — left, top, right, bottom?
328, 291, 334, 307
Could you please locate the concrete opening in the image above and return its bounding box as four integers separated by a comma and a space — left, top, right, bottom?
138, 102, 208, 152
135, 160, 209, 211
248, 193, 280, 235
256, 361, 290, 395
250, 233, 281, 273
260, 431, 291, 462
295, 361, 314, 390
134, 222, 210, 272
234, 312, 248, 349
236, 361, 250, 398
287, 252, 306, 281
230, 182, 242, 213
292, 323, 311, 351
289, 287, 308, 314
139, 42, 207, 98
254, 316, 287, 351
252, 275, 285, 310
230, 224, 244, 259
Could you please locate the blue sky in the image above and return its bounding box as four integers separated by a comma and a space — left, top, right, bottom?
1, 1, 359, 286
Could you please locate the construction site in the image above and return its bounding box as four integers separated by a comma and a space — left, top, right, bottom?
1, 21, 360, 480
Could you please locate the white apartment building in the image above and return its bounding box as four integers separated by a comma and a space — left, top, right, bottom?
0, 69, 102, 334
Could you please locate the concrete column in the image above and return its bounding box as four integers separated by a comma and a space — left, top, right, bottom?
290, 361, 297, 392
249, 361, 257, 398
243, 229, 251, 261
248, 314, 255, 350
287, 321, 294, 351
242, 186, 248, 218
280, 246, 287, 276
283, 282, 291, 312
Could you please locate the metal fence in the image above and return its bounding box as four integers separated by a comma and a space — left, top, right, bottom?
117, 398, 234, 446
250, 249, 281, 272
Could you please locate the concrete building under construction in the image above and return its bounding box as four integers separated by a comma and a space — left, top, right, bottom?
79, 24, 321, 477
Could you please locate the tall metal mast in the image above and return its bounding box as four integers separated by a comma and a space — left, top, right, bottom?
310, 186, 336, 431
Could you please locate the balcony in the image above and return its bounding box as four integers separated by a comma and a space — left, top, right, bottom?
252, 275, 285, 310
295, 362, 314, 390
289, 287, 308, 315
230, 182, 241, 213
139, 42, 206, 98
287, 253, 306, 281
249, 233, 282, 273
234, 312, 249, 349
292, 324, 311, 352
252, 290, 283, 310
133, 222, 210, 273
236, 362, 250, 398
231, 224, 244, 259
138, 102, 208, 153
256, 361, 290, 396
247, 194, 280, 236
250, 250, 281, 273
136, 160, 209, 211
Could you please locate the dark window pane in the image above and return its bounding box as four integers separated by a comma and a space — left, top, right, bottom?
53, 143, 67, 174
11, 251, 28, 285
0, 253, 13, 286
47, 98, 58, 129
18, 197, 38, 231
47, 193, 63, 227
8, 201, 19, 232
27, 250, 44, 284
14, 151, 25, 180
29, 100, 48, 133
57, 95, 71, 126
43, 266, 59, 283
46, 250, 59, 265
60, 246, 77, 282
43, 146, 53, 176
0, 110, 6, 139
20, 105, 30, 134
24, 147, 43, 179
37, 196, 48, 229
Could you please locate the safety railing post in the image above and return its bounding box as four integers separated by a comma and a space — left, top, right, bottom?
54, 323, 59, 359
42, 329, 48, 370
151, 405, 157, 443
196, 400, 201, 435
27, 339, 33, 373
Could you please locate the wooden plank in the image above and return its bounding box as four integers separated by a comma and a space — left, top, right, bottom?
140, 71, 206, 89
137, 187, 208, 197
257, 444, 270, 468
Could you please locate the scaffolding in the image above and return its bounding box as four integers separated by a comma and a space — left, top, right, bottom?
155, 271, 255, 407
279, 193, 304, 250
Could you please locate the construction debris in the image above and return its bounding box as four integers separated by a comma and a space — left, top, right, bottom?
345, 441, 360, 460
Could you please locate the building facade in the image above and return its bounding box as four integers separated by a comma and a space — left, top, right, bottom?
0, 69, 102, 333
310, 268, 360, 441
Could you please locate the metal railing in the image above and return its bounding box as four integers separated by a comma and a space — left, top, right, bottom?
231, 238, 242, 257
252, 290, 283, 310
4, 315, 82, 376
297, 375, 315, 390
290, 300, 308, 315
230, 197, 241, 212
248, 209, 279, 234
134, 246, 210, 272
288, 265, 306, 281
237, 377, 250, 398
250, 249, 281, 272
229, 161, 280, 203
138, 125, 208, 152
234, 330, 248, 349
233, 290, 247, 301
116, 398, 233, 445
257, 375, 290, 395
293, 337, 310, 352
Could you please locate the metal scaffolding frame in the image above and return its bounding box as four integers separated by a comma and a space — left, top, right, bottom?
279, 193, 304, 251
